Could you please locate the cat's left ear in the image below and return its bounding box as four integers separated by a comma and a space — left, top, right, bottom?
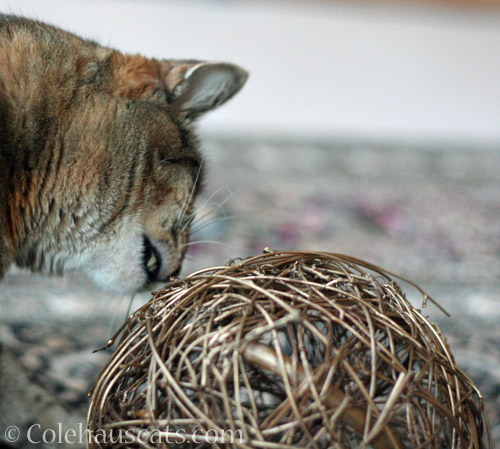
108, 53, 247, 115
166, 62, 248, 116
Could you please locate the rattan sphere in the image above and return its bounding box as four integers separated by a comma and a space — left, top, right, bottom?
88, 250, 491, 449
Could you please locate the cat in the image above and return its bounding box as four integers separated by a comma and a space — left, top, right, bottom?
0, 14, 247, 293
0, 14, 247, 448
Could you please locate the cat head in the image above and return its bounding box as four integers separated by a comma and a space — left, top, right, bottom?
0, 17, 247, 293
76, 58, 248, 293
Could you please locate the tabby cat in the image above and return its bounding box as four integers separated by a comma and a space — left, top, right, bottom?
0, 15, 247, 293
0, 15, 246, 447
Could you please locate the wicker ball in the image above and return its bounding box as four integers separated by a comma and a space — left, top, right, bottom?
88, 250, 491, 449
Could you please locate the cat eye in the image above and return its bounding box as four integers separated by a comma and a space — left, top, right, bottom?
158, 157, 195, 167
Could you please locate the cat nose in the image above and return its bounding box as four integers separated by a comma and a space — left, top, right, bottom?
157, 265, 181, 283
170, 266, 181, 277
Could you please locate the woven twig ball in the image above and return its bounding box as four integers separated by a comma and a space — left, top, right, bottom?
88, 250, 491, 449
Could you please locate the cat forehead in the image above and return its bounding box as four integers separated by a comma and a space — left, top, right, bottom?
131, 101, 201, 160
129, 101, 204, 188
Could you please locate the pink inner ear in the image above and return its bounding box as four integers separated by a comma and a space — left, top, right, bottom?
159, 62, 194, 95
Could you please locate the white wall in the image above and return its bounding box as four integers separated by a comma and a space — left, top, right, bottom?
1, 0, 500, 146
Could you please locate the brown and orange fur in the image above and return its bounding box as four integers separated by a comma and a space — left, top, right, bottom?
0, 15, 247, 292
0, 15, 246, 447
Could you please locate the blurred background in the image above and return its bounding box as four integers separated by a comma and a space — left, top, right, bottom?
0, 0, 499, 445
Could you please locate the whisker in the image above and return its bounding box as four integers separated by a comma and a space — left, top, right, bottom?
185, 186, 234, 223
209, 187, 238, 214
182, 187, 238, 232
184, 201, 226, 227
125, 293, 136, 320
175, 169, 191, 226
106, 294, 127, 340
106, 293, 138, 342
185, 207, 223, 232
175, 158, 204, 228
190, 215, 238, 235
106, 306, 119, 339
182, 240, 245, 251
181, 186, 235, 231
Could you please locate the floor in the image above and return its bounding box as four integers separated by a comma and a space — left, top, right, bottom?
1, 137, 499, 446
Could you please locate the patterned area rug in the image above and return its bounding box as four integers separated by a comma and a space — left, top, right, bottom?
1, 137, 499, 444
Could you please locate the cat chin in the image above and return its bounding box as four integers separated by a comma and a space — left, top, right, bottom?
70, 229, 147, 294
82, 258, 147, 294
77, 238, 180, 294
82, 255, 177, 294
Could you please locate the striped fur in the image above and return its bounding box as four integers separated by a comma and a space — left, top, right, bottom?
0, 15, 247, 292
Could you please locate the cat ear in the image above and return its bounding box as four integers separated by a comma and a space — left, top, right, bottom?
108, 53, 247, 115
164, 62, 248, 116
